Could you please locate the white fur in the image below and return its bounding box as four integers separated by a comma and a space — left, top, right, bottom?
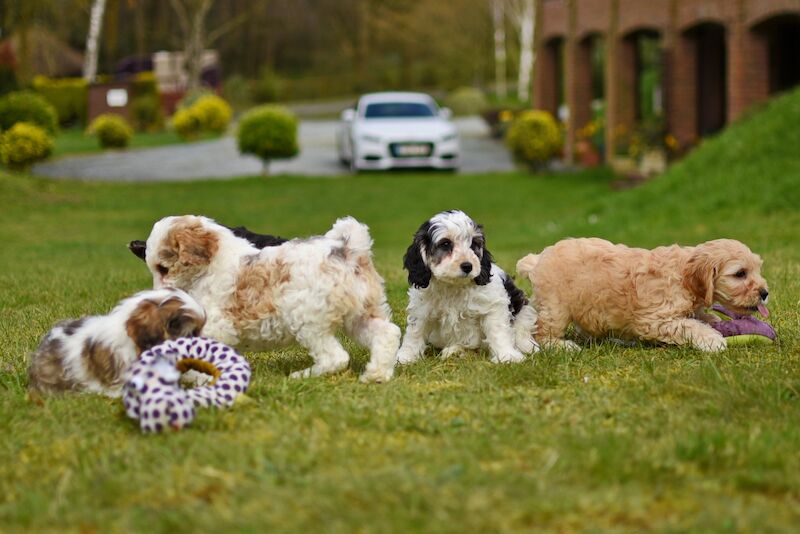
144, 215, 401, 383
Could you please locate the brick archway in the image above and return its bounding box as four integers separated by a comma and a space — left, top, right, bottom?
753, 14, 800, 95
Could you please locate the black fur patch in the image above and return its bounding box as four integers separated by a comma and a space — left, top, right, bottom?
502, 274, 528, 316
403, 221, 433, 288
474, 246, 494, 286
226, 226, 288, 248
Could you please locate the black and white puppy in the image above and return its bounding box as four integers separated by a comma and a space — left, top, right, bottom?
396, 210, 538, 364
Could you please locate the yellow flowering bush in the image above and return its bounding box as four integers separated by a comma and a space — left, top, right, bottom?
192, 94, 232, 134
505, 110, 562, 169
88, 114, 134, 149
0, 122, 54, 171
172, 107, 205, 140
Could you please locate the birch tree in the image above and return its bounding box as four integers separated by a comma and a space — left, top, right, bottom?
508, 0, 535, 102
83, 0, 107, 82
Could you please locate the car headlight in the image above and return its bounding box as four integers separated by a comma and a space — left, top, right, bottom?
441, 132, 458, 142
360, 134, 382, 143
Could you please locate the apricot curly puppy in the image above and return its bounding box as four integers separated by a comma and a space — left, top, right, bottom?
517, 238, 769, 352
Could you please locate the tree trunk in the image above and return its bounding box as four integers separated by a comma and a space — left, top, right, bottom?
516, 0, 534, 102
83, 0, 108, 82
492, 0, 507, 99
169, 0, 214, 92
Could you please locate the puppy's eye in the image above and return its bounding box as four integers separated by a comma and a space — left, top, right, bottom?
437, 239, 453, 252
471, 238, 482, 251
734, 269, 747, 278
157, 264, 169, 276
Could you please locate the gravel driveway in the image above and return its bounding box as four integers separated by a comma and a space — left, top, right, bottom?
34, 117, 515, 181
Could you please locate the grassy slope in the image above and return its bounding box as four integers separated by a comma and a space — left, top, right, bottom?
1, 89, 799, 531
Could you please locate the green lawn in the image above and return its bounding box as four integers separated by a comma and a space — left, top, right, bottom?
52, 128, 215, 158
1, 89, 799, 531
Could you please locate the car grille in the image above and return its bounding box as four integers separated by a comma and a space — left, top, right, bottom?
389, 142, 434, 158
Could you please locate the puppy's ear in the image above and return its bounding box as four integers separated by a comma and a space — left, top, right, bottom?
403, 222, 432, 289
128, 240, 147, 261
684, 249, 717, 306
160, 297, 205, 338
474, 247, 494, 286
125, 299, 166, 353
171, 221, 219, 267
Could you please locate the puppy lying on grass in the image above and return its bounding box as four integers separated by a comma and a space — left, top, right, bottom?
517, 237, 769, 352
28, 288, 205, 397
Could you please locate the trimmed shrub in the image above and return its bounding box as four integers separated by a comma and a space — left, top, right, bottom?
444, 87, 488, 116
88, 114, 134, 149
0, 91, 58, 135
505, 110, 563, 170
237, 105, 299, 172
172, 106, 204, 140
32, 76, 88, 127
193, 94, 232, 134
0, 122, 53, 171
131, 95, 164, 132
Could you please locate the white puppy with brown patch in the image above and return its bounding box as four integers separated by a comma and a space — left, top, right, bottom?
517, 237, 770, 352
136, 215, 400, 383
396, 210, 538, 364
28, 288, 205, 397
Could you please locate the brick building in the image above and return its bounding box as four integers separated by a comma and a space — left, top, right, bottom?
533, 0, 800, 161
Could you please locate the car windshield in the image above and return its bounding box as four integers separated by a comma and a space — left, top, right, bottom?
363, 102, 436, 119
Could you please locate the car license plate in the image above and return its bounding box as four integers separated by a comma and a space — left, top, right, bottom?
395, 144, 431, 157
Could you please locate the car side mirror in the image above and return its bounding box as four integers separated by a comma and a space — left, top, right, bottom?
440, 107, 453, 120
341, 108, 356, 122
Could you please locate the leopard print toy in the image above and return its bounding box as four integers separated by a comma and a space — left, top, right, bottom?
123, 337, 251, 433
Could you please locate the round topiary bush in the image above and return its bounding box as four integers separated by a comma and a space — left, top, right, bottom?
193, 94, 232, 134
0, 91, 58, 135
88, 114, 134, 149
505, 110, 563, 170
0, 122, 54, 171
172, 106, 204, 140
237, 105, 299, 173
444, 87, 488, 116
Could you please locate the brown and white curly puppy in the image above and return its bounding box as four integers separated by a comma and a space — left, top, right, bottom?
28, 288, 205, 396
133, 215, 401, 383
516, 238, 769, 352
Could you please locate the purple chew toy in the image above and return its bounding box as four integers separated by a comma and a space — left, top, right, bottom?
709, 304, 777, 340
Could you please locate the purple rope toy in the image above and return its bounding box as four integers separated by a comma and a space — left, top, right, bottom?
123, 337, 251, 433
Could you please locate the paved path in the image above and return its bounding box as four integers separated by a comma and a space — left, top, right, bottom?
34, 117, 515, 181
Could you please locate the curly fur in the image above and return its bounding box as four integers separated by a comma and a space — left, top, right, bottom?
517, 237, 769, 352
397, 210, 539, 364
27, 288, 205, 397
139, 215, 401, 383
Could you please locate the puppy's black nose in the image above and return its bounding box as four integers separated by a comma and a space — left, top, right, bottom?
460, 262, 473, 274
760, 289, 769, 300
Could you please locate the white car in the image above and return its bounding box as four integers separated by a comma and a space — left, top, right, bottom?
336, 92, 460, 172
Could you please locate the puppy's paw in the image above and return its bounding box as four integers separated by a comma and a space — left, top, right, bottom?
440, 345, 464, 360
289, 368, 313, 379
396, 347, 422, 365
490, 350, 525, 364
516, 336, 540, 355
695, 334, 727, 352
359, 365, 394, 384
